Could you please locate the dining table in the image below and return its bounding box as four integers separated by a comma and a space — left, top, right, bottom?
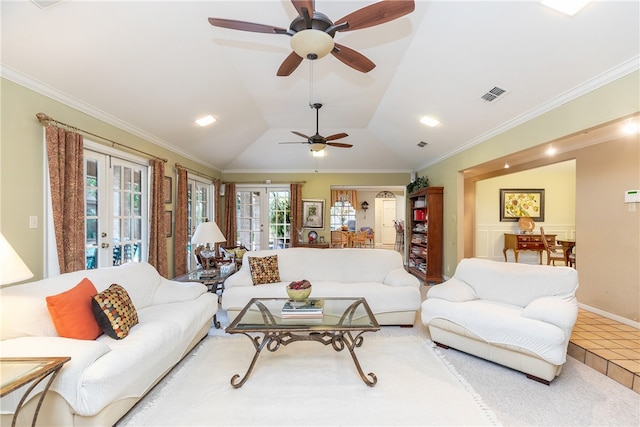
556, 238, 576, 265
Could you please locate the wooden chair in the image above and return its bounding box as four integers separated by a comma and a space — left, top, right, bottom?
361, 227, 375, 248
352, 231, 367, 248
330, 230, 349, 248
540, 227, 566, 266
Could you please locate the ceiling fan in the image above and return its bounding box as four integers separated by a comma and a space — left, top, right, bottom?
208, 0, 415, 76
279, 103, 352, 152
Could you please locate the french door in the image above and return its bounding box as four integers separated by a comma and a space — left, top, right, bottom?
187, 177, 214, 270
236, 187, 290, 251
84, 149, 148, 269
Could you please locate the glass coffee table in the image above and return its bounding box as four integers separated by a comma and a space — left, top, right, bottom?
226, 297, 380, 388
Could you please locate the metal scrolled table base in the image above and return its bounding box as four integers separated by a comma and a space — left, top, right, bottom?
230, 329, 376, 388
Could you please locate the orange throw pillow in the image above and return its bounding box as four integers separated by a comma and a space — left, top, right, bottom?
46, 277, 102, 340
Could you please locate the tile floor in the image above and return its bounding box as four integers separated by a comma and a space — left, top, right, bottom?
568, 308, 640, 393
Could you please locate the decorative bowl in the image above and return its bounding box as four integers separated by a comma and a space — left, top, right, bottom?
286, 280, 312, 301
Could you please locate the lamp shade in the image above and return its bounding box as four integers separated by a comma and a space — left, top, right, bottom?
0, 232, 34, 285
191, 221, 226, 245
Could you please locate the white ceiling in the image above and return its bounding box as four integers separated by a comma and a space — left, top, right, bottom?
2, 1, 638, 173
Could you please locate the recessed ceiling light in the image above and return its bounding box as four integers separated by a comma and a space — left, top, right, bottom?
547, 147, 557, 156
504, 163, 510, 169
420, 116, 440, 127
623, 120, 639, 135
541, 0, 591, 16
195, 115, 216, 127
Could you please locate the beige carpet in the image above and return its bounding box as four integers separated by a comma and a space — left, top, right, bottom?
118, 333, 499, 426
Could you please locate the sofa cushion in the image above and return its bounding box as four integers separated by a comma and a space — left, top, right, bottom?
45, 278, 103, 340
92, 284, 139, 339
248, 255, 281, 285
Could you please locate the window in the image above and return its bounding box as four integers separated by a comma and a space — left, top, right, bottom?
187, 176, 214, 270
330, 201, 356, 230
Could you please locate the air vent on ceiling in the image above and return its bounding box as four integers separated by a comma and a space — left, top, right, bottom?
417, 141, 428, 148
481, 86, 508, 102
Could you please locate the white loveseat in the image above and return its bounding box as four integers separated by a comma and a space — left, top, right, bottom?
0, 262, 217, 426
222, 248, 421, 325
421, 258, 578, 384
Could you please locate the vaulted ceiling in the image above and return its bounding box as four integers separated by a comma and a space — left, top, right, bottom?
2, 1, 638, 173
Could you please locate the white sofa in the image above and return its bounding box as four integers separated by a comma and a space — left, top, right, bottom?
222, 248, 421, 325
0, 262, 217, 426
421, 258, 578, 384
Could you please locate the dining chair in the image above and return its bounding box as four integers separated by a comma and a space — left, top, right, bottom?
330, 230, 349, 248
361, 227, 375, 248
352, 231, 367, 248
540, 227, 566, 266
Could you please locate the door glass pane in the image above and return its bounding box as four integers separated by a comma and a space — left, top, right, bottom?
85, 158, 99, 270
237, 191, 260, 250
269, 190, 290, 249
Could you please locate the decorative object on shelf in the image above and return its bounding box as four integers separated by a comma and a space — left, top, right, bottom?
0, 232, 33, 286
500, 189, 545, 222
191, 220, 226, 269
307, 230, 318, 243
286, 280, 312, 302
407, 176, 429, 194
361, 200, 369, 218
302, 199, 325, 229
518, 216, 535, 234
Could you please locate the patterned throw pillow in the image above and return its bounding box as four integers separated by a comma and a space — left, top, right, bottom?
92, 284, 139, 339
248, 255, 281, 285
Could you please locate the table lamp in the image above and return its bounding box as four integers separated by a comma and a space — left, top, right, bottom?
0, 232, 34, 286
191, 220, 226, 270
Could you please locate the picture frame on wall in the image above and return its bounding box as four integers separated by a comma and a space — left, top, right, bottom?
164, 176, 172, 204
165, 210, 173, 237
500, 188, 545, 222
302, 199, 325, 229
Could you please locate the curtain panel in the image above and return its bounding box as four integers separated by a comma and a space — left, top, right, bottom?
290, 183, 303, 240
45, 125, 85, 273
148, 159, 168, 277
330, 190, 358, 208
223, 183, 236, 246
173, 167, 188, 276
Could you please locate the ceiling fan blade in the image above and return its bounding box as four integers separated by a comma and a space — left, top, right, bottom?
208, 18, 288, 34
325, 132, 349, 141
291, 130, 311, 140
291, 0, 315, 17
334, 0, 415, 32
277, 52, 304, 76
279, 142, 308, 145
331, 43, 376, 73
327, 142, 353, 148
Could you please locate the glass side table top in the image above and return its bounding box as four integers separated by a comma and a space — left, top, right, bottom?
227, 297, 380, 332
1, 357, 70, 396
174, 267, 234, 283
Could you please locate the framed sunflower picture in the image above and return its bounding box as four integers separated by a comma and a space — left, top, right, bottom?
500, 189, 545, 222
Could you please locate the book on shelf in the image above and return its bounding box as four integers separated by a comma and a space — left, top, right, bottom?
281, 299, 324, 318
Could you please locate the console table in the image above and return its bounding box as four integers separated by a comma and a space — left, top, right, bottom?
503, 233, 556, 264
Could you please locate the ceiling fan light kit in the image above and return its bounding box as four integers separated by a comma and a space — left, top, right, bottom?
290, 29, 335, 60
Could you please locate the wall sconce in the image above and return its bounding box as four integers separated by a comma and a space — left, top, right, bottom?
361, 201, 369, 218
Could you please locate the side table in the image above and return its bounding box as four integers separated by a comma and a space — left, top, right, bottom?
174, 267, 235, 328
1, 357, 70, 427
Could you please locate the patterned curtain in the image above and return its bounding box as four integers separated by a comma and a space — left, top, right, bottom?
223, 183, 236, 246
148, 159, 168, 277
45, 125, 85, 273
173, 167, 188, 276
214, 179, 222, 253
331, 189, 358, 208
290, 183, 303, 242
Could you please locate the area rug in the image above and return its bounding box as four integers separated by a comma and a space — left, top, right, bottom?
118, 334, 499, 426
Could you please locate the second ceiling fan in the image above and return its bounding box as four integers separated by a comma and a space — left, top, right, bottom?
208, 0, 415, 76
280, 103, 352, 152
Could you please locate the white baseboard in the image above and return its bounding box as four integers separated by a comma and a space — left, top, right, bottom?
578, 303, 640, 329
